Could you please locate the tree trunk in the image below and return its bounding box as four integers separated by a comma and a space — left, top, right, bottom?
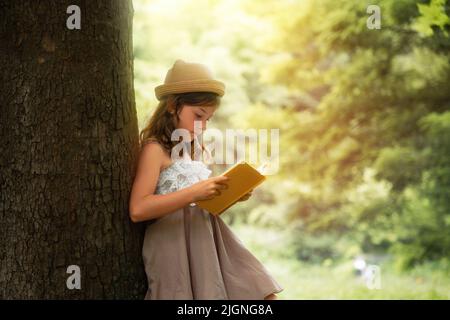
0, 0, 147, 298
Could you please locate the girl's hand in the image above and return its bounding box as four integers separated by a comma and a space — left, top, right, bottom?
189, 175, 230, 202
237, 189, 253, 202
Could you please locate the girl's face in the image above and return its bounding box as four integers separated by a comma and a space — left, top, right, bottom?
175, 104, 216, 139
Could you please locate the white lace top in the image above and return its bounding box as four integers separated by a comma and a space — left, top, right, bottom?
143, 141, 213, 226
155, 159, 212, 196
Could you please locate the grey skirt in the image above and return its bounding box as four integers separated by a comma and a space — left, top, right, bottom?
142, 205, 284, 300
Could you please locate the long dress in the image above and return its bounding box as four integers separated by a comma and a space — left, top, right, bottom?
142, 155, 284, 300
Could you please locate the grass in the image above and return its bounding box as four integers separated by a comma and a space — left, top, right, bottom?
229, 223, 450, 300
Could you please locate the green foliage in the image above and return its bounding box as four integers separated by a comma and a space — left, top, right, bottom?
239, 0, 450, 268
234, 224, 450, 299
133, 0, 450, 274
413, 0, 450, 36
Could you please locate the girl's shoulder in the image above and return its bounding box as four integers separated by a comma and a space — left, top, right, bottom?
141, 137, 168, 152
140, 137, 172, 170
142, 136, 159, 145
140, 137, 163, 154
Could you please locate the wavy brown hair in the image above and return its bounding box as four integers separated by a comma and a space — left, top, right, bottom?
139, 92, 222, 159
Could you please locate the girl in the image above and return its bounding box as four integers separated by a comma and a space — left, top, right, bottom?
129, 59, 283, 300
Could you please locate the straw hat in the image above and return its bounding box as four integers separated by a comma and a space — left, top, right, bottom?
154, 59, 226, 100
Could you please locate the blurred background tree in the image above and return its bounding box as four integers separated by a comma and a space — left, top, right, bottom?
133, 0, 450, 298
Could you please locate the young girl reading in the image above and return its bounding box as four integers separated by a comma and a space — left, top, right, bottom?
129, 59, 284, 300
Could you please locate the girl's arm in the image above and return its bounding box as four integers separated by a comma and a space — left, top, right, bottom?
130, 189, 196, 223
129, 142, 195, 223
129, 142, 229, 223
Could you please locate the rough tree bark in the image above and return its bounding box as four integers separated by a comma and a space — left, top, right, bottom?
0, 0, 147, 298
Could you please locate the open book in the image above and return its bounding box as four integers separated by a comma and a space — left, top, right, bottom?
195, 161, 266, 216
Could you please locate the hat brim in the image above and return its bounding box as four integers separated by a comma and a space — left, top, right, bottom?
155, 79, 225, 100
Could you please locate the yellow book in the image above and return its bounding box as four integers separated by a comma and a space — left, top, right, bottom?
195, 161, 266, 216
